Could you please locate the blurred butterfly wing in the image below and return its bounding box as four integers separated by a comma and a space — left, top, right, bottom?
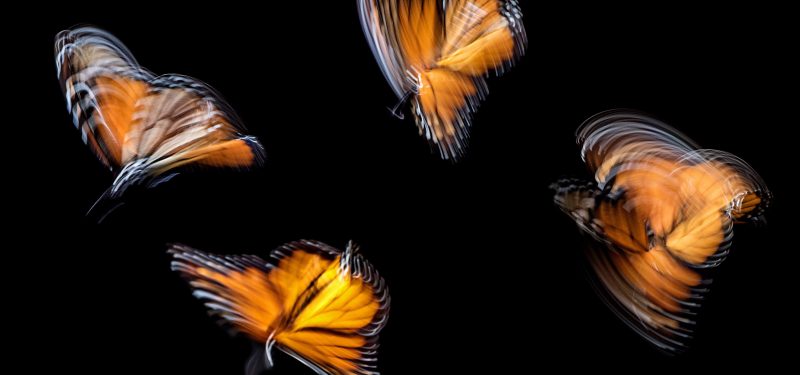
265, 241, 340, 318
437, 0, 526, 75
415, 0, 526, 159
577, 110, 699, 186
275, 241, 389, 375
580, 191, 707, 353
686, 149, 772, 223
358, 0, 440, 98
56, 27, 153, 168
585, 245, 703, 353
130, 75, 264, 177
592, 167, 720, 351
169, 244, 283, 342
412, 68, 480, 158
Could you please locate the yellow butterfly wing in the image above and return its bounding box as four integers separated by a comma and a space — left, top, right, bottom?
170, 241, 389, 375
169, 245, 283, 342
274, 242, 388, 375
56, 27, 151, 168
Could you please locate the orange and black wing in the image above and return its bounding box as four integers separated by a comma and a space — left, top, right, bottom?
56, 27, 152, 168
128, 75, 264, 177
553, 177, 706, 352
169, 244, 283, 342
270, 241, 389, 375
358, 0, 441, 98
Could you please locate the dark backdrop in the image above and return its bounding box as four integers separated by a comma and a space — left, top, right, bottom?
12, 2, 797, 373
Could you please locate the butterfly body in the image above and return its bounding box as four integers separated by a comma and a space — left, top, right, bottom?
56, 27, 264, 199
553, 111, 770, 352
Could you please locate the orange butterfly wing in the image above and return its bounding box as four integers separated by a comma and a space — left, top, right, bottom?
169, 246, 284, 342
170, 241, 389, 375
56, 29, 151, 167
359, 0, 526, 159
56, 27, 264, 195
275, 245, 387, 374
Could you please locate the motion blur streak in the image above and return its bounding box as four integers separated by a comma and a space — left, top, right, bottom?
552, 110, 771, 353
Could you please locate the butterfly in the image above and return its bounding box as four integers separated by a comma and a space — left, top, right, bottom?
56, 27, 264, 199
359, 0, 526, 159
170, 240, 390, 375
552, 110, 771, 353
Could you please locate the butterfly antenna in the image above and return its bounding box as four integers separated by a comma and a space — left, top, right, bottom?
387, 91, 413, 120
86, 187, 125, 224
97, 202, 125, 224
86, 187, 112, 218
264, 332, 276, 369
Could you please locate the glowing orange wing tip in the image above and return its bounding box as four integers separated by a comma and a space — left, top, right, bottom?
169, 241, 389, 375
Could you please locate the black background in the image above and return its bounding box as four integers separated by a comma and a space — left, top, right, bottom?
12, 2, 797, 373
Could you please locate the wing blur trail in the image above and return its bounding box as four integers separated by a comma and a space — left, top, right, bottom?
552, 110, 771, 353
170, 240, 390, 375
